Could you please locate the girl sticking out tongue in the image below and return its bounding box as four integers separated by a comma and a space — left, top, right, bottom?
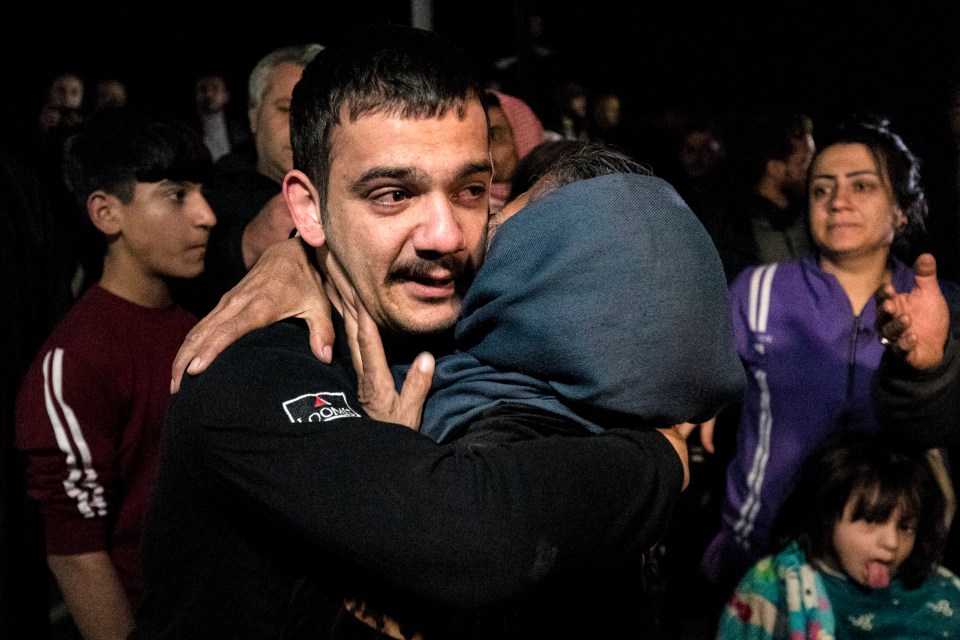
717, 432, 960, 639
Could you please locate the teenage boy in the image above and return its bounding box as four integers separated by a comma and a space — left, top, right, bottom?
15, 109, 215, 640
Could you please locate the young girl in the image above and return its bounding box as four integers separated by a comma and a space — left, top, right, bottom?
717, 433, 960, 639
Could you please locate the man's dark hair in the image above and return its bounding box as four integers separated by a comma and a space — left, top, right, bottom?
62, 107, 213, 209
736, 110, 813, 188
775, 432, 945, 589
480, 90, 502, 112
290, 25, 485, 213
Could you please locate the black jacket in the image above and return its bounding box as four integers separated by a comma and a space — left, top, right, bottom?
135, 314, 683, 639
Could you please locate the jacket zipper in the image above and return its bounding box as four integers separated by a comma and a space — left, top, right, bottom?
847, 315, 862, 402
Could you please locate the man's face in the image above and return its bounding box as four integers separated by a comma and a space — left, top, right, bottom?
593, 95, 621, 130
95, 80, 127, 109
679, 130, 724, 180
487, 105, 518, 182
783, 133, 815, 199
250, 62, 304, 184
49, 74, 83, 110
322, 99, 491, 336
112, 181, 216, 281
195, 76, 229, 115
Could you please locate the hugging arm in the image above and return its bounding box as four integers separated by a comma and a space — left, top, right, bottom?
171, 236, 334, 393
168, 344, 684, 610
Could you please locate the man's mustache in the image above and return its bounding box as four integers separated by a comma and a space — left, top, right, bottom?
388, 255, 468, 283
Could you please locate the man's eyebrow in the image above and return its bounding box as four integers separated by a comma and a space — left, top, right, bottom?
354, 161, 492, 189
355, 166, 427, 185
456, 160, 493, 180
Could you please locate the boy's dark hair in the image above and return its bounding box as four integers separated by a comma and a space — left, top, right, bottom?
62, 108, 213, 210
810, 115, 928, 261
290, 24, 484, 213
776, 432, 945, 589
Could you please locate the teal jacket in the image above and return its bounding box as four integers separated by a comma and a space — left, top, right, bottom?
718, 541, 960, 639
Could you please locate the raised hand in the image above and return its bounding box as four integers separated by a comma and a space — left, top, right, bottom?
875, 253, 950, 371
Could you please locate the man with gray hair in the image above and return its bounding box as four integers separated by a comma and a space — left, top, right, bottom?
180, 43, 324, 315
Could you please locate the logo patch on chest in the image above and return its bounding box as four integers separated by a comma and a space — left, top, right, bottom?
282, 392, 361, 423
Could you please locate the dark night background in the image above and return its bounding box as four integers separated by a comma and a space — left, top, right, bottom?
3, 2, 960, 175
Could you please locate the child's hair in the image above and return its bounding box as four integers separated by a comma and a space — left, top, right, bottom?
775, 432, 945, 588
62, 107, 213, 209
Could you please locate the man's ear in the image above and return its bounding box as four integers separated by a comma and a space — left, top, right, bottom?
87, 191, 121, 235
247, 106, 258, 135
284, 170, 326, 247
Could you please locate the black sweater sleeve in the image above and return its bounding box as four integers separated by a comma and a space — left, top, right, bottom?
169, 324, 682, 610
874, 299, 960, 446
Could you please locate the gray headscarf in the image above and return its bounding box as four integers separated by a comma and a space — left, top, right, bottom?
401, 172, 745, 443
